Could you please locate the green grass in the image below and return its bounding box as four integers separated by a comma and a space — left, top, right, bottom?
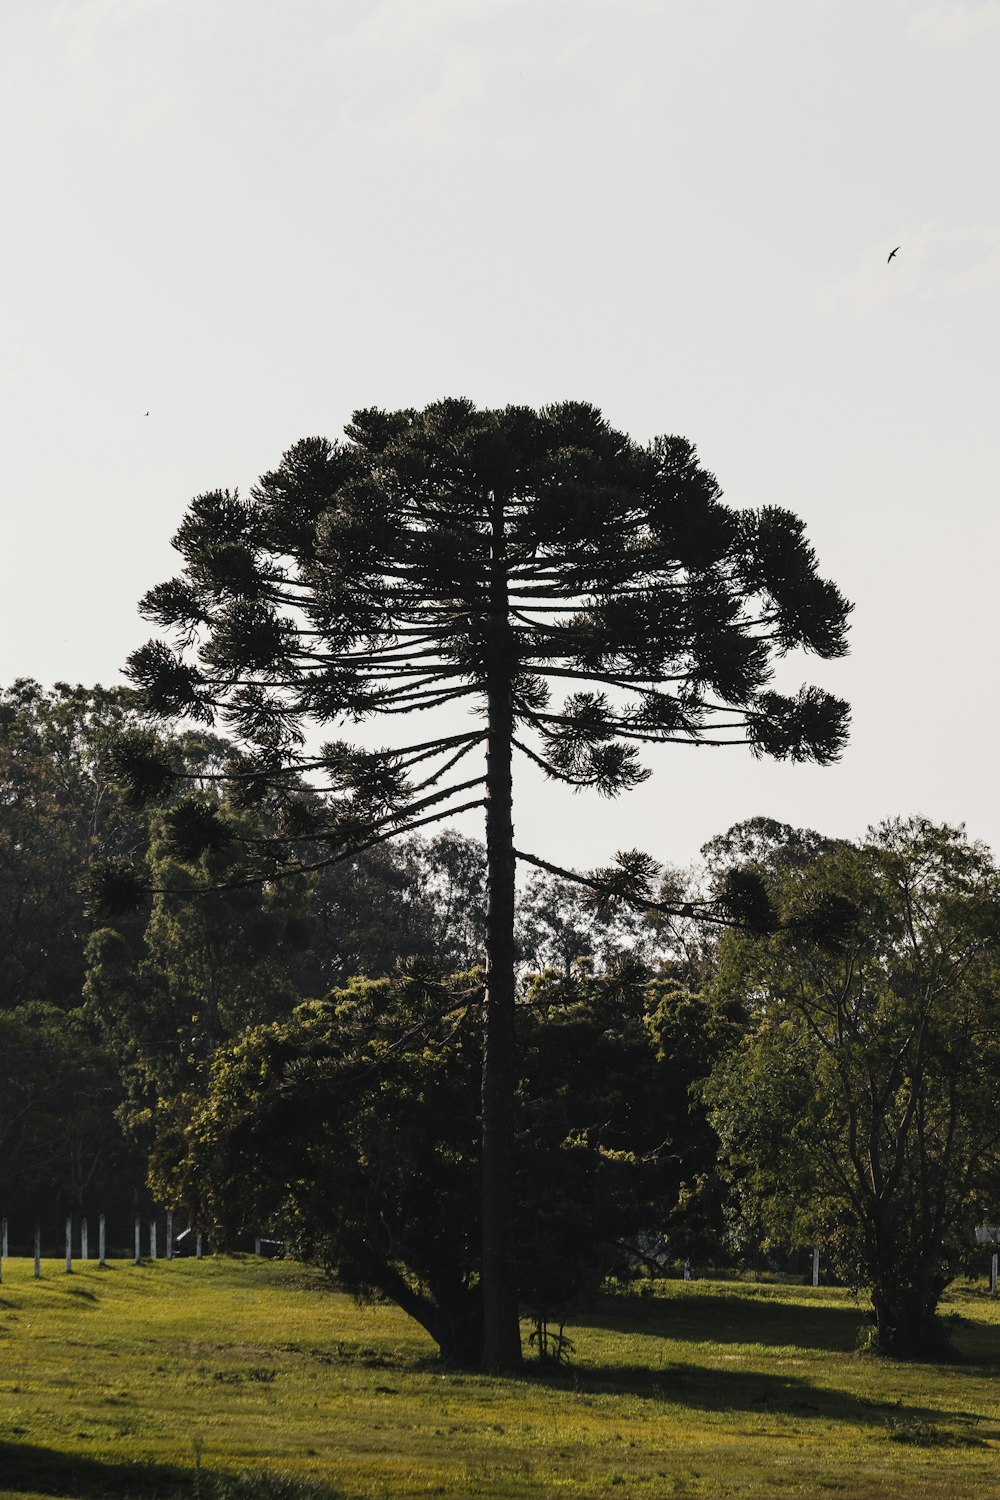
1, 1257, 1000, 1499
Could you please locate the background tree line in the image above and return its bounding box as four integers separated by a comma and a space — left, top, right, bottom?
0, 677, 701, 1228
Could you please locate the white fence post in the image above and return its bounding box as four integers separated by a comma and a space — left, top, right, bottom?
1, 1217, 7, 1259
134, 1215, 141, 1264
34, 1225, 41, 1278
150, 1220, 157, 1261
81, 1218, 89, 1263
255, 1237, 262, 1256
812, 1245, 820, 1287
166, 1211, 173, 1261
975, 1226, 1000, 1293
99, 1214, 106, 1268
65, 1216, 72, 1273
196, 1230, 203, 1260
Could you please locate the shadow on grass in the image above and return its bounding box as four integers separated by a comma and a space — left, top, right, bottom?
512, 1362, 995, 1452
0, 1441, 346, 1500
571, 1289, 868, 1353
0, 1439, 189, 1498
531, 1357, 994, 1438
572, 1290, 1000, 1374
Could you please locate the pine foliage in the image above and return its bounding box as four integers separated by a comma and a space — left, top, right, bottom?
117, 400, 850, 889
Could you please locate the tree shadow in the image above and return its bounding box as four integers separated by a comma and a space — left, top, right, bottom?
0, 1441, 346, 1499
527, 1359, 996, 1443
571, 1290, 869, 1353
0, 1440, 189, 1498
569, 1291, 1000, 1373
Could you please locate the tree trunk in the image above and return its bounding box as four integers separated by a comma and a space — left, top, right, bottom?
870, 1269, 950, 1359
346, 1234, 482, 1367
866, 1205, 950, 1359
480, 507, 522, 1373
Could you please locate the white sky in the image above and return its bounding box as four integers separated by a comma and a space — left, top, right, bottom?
2, 0, 998, 870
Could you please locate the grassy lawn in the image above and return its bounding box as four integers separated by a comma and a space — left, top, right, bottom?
1, 1257, 999, 1499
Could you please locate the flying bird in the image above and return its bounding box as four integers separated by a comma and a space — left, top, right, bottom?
887, 246, 900, 263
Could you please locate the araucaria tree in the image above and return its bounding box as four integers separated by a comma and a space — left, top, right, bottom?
116, 399, 850, 1369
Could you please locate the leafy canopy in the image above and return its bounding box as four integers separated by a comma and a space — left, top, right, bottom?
706, 817, 1000, 1356
152, 963, 689, 1365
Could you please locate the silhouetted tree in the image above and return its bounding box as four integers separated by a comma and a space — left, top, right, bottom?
110, 399, 850, 1368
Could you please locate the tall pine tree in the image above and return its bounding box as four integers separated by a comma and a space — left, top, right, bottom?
112, 399, 850, 1369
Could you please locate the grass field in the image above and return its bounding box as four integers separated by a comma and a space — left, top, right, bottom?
1, 1257, 999, 1499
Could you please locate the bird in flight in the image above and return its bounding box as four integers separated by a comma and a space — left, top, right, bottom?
887, 246, 900, 263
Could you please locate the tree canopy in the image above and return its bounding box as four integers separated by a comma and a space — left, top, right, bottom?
122, 400, 850, 824
152, 963, 695, 1366
707, 818, 1000, 1357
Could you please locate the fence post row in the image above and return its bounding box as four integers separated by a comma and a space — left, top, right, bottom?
2, 1212, 190, 1269
6, 1221, 1000, 1292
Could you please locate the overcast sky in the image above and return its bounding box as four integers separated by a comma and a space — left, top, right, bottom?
3, 0, 998, 870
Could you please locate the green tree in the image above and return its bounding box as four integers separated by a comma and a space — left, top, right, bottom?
152, 963, 682, 1366
706, 818, 1000, 1357
85, 794, 312, 1157
517, 959, 727, 1315
516, 869, 653, 974
278, 841, 436, 986
157, 973, 486, 1365
642, 973, 744, 1266
0, 680, 145, 1011
0, 1001, 125, 1219
700, 814, 841, 878
515, 855, 718, 978
402, 831, 488, 973
114, 399, 850, 1368
302, 830, 488, 984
